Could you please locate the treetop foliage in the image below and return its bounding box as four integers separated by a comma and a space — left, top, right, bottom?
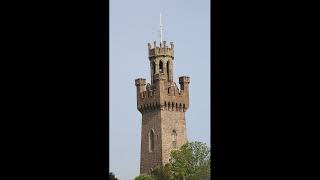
135, 141, 211, 180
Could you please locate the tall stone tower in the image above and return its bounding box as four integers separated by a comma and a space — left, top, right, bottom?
135, 40, 190, 174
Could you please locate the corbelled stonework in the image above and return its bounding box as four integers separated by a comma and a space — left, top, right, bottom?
135, 41, 190, 174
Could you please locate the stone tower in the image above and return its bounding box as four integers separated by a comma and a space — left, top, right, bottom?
135, 40, 190, 174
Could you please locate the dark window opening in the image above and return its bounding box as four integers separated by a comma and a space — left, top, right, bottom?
167, 61, 170, 79
159, 61, 163, 73
149, 130, 155, 152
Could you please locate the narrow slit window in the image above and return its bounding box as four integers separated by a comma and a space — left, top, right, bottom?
149, 129, 155, 152
167, 61, 170, 79
172, 130, 177, 148
159, 60, 163, 73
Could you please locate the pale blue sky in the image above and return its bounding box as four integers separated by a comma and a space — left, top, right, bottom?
110, 0, 210, 179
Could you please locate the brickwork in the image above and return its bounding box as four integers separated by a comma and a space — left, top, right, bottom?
140, 111, 162, 174
160, 110, 187, 165
135, 41, 190, 175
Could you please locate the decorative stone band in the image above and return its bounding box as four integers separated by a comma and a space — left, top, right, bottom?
137, 101, 188, 113
163, 101, 187, 112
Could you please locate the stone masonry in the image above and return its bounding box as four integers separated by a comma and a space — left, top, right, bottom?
135, 41, 190, 175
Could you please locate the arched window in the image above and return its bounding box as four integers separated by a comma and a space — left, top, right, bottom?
172, 130, 177, 148
149, 129, 155, 152
159, 60, 163, 73
167, 61, 170, 79
153, 62, 156, 75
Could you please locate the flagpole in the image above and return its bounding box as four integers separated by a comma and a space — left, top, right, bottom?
160, 13, 163, 42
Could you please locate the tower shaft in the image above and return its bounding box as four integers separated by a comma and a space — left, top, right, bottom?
135, 41, 190, 174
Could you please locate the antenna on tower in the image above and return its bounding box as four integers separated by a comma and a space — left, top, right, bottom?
160, 12, 163, 42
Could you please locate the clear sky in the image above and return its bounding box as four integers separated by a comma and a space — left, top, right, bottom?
110, 0, 210, 179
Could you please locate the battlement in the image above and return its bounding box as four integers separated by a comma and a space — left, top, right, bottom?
135, 78, 146, 86
179, 76, 190, 84
138, 87, 158, 102
135, 77, 190, 113
148, 41, 174, 59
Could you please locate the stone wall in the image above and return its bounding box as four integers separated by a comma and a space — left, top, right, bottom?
140, 109, 188, 174
160, 110, 187, 165
140, 111, 162, 174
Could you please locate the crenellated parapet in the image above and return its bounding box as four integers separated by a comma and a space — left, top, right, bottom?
161, 76, 190, 112
179, 76, 190, 95
148, 41, 174, 59
135, 78, 159, 113
135, 75, 190, 113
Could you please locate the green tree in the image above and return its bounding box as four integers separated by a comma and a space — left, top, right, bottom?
135, 141, 211, 180
151, 164, 173, 180
169, 141, 210, 180
134, 174, 154, 180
